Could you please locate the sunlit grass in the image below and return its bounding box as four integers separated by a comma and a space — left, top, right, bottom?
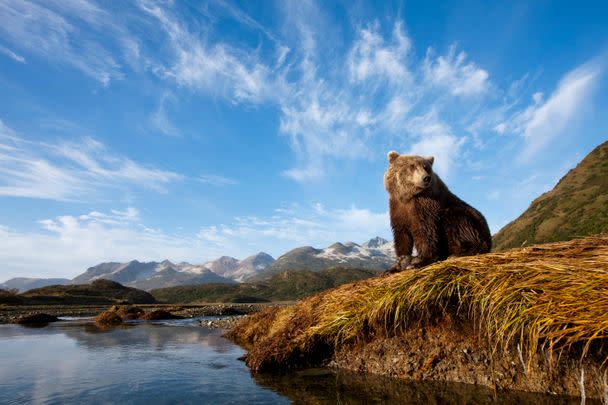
231, 235, 608, 371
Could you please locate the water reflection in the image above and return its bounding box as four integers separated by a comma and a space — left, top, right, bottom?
0, 320, 594, 405
0, 320, 287, 405
255, 368, 592, 405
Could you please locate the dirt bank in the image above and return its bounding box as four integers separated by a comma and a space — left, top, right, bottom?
227, 236, 608, 400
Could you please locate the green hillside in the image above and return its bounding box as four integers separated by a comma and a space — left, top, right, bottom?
493, 140, 608, 251
7, 279, 157, 305
151, 267, 380, 303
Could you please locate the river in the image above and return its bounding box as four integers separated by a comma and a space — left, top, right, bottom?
0, 318, 586, 404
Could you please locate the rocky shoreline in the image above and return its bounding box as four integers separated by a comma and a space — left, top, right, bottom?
0, 303, 285, 325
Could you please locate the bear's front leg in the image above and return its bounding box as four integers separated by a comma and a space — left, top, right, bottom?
405, 255, 427, 269
381, 255, 412, 276
410, 226, 440, 268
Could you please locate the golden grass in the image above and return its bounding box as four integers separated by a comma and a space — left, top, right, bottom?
231, 235, 608, 371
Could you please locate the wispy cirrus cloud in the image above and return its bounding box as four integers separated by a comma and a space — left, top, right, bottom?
151, 92, 180, 137
197, 202, 390, 257
503, 61, 601, 160
422, 45, 490, 97
348, 21, 411, 84
0, 0, 138, 85
138, 0, 282, 104
274, 15, 489, 181
198, 174, 238, 186
0, 44, 25, 63
2, 0, 600, 184
0, 119, 181, 201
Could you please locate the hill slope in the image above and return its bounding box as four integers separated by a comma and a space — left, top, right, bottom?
16, 279, 156, 305
0, 277, 71, 293
493, 141, 608, 250
151, 267, 380, 303
252, 238, 395, 281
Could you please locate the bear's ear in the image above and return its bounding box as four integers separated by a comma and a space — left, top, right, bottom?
425, 156, 434, 166
387, 151, 399, 163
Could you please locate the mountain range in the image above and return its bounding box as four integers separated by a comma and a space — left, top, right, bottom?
252, 237, 395, 280
1, 237, 396, 292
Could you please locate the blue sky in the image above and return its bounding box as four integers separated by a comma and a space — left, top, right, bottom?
0, 0, 607, 279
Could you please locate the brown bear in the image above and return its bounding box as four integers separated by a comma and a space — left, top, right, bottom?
383, 151, 491, 273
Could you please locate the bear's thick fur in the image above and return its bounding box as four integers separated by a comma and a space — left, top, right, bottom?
384, 151, 491, 272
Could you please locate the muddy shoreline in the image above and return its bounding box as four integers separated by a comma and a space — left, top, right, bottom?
0, 303, 288, 325
228, 312, 607, 401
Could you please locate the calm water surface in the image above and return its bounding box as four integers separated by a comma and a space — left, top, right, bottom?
0, 318, 587, 404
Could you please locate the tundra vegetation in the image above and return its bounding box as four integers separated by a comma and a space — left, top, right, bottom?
229, 235, 608, 398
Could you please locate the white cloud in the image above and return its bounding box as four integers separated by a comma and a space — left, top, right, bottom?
151, 92, 179, 137
0, 120, 181, 201
139, 0, 278, 104
127, 2, 490, 181
0, 208, 204, 279
0, 44, 25, 63
423, 45, 489, 96
197, 202, 390, 257
0, 203, 390, 279
516, 62, 601, 159
406, 110, 466, 179
198, 175, 238, 186
0, 0, 136, 85
423, 44, 489, 96
274, 18, 488, 181
348, 21, 411, 84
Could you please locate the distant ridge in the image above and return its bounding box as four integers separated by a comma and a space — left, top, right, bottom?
3, 237, 394, 291
0, 277, 71, 293
71, 260, 236, 291
251, 237, 395, 281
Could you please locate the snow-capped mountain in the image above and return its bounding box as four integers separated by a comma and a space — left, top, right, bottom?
13, 239, 391, 292
224, 252, 274, 282
250, 237, 395, 281
70, 252, 276, 290
71, 260, 236, 291
203, 256, 241, 277
209, 253, 275, 282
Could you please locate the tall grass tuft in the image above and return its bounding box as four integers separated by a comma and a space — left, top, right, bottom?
231, 235, 608, 372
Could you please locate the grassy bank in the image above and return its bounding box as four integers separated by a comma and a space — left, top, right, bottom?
228, 235, 608, 396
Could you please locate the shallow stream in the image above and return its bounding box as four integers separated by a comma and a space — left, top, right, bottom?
0, 318, 588, 404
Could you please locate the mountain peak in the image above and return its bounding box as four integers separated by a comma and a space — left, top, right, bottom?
252, 238, 396, 281
362, 236, 389, 248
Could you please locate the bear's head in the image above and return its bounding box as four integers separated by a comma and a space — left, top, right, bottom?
384, 151, 435, 200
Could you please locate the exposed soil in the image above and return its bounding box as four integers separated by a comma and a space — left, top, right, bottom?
230, 312, 608, 400
329, 316, 608, 400
226, 236, 608, 400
